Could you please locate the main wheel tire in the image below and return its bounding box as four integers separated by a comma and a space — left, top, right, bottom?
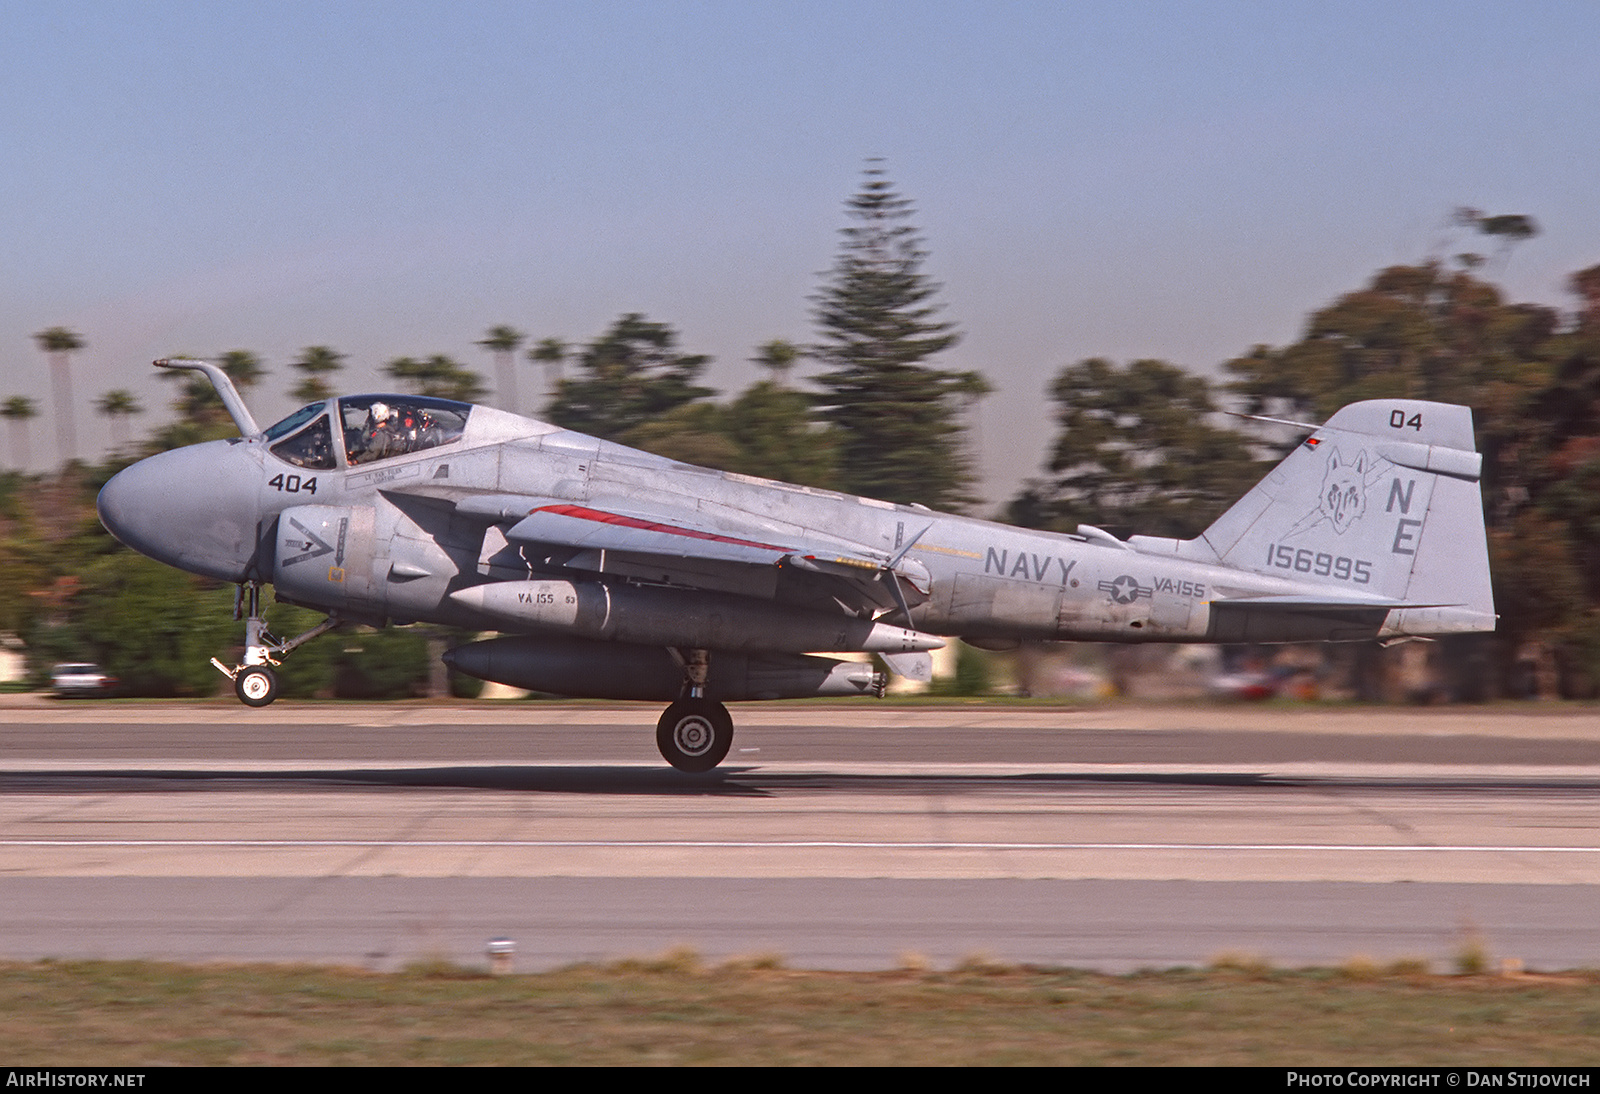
656, 699, 733, 773
235, 666, 279, 707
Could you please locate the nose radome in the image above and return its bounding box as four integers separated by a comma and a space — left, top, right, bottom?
98, 440, 262, 582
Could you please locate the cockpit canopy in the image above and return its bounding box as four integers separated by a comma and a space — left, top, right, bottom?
264, 395, 473, 470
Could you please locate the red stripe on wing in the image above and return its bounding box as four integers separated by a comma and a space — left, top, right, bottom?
530, 504, 794, 553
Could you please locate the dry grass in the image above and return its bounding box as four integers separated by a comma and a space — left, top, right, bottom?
2, 958, 1598, 1066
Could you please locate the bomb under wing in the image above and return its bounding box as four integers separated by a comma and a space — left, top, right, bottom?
448, 579, 942, 654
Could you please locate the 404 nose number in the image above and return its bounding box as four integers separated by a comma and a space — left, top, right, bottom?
267, 474, 317, 494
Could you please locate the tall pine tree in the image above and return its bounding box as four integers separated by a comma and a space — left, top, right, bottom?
811, 165, 987, 508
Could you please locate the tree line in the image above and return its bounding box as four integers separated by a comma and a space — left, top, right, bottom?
2, 182, 1597, 697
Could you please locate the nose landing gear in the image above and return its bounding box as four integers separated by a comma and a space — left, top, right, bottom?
234, 665, 279, 707
209, 582, 340, 707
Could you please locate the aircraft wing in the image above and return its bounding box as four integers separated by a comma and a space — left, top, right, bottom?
506, 502, 801, 568
449, 492, 917, 611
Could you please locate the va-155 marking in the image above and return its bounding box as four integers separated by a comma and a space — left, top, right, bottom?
98, 360, 1496, 771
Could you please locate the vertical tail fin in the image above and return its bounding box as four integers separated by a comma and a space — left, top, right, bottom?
1189, 400, 1495, 633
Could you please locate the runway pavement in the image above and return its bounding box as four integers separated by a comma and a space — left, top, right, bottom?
2, 697, 1598, 972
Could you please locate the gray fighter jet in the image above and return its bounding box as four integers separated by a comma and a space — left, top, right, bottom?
98, 359, 1495, 771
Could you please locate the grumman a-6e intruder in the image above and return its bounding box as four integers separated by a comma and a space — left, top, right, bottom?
98, 359, 1496, 771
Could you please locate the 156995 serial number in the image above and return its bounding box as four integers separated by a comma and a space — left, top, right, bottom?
1267, 544, 1372, 583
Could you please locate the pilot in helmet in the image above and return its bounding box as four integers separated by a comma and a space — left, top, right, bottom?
358, 401, 398, 462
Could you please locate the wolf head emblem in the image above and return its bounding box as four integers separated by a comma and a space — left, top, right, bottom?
1284, 448, 1381, 539
1319, 451, 1368, 533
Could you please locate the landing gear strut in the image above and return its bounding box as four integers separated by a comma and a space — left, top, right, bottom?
210, 581, 340, 707
657, 647, 733, 772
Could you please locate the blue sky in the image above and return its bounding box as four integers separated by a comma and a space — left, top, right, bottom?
3, 1, 1597, 502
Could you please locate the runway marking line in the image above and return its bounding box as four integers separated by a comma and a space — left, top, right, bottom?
2, 840, 1597, 853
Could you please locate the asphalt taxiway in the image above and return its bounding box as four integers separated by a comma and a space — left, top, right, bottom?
2, 698, 1597, 972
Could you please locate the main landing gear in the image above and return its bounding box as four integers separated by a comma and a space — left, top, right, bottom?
657, 698, 733, 772
657, 647, 733, 773
210, 581, 340, 707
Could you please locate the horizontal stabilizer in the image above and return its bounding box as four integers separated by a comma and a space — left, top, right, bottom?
1216, 594, 1404, 610
1206, 600, 1391, 643
1206, 594, 1496, 643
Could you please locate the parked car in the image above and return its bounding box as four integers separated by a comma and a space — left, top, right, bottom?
51, 662, 118, 698
1207, 663, 1319, 701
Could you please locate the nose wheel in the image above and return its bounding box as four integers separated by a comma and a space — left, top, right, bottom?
210, 582, 340, 707
656, 698, 733, 773
235, 666, 279, 707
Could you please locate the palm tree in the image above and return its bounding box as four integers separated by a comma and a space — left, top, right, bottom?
1, 396, 38, 469
32, 326, 84, 464
219, 349, 266, 390
528, 337, 568, 410
752, 339, 802, 388
385, 355, 487, 402
95, 389, 143, 453
477, 325, 525, 413
291, 346, 345, 403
